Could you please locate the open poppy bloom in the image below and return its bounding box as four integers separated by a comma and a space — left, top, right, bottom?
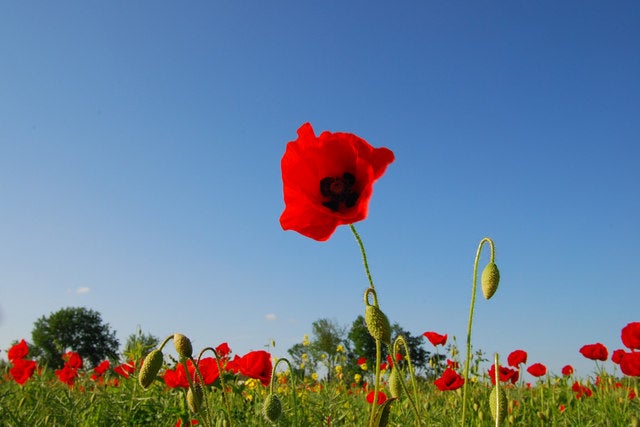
8, 339, 29, 361
621, 322, 640, 350
488, 364, 519, 385
507, 349, 527, 367
619, 351, 640, 377
423, 331, 448, 347
10, 358, 37, 385
366, 390, 388, 405
526, 362, 547, 377
579, 343, 608, 361
280, 123, 394, 241
434, 368, 464, 391
561, 365, 574, 376
227, 350, 273, 387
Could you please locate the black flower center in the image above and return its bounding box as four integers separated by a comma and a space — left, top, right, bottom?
320, 172, 359, 212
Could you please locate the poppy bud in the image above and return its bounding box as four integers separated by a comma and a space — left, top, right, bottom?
187, 383, 203, 413
262, 393, 282, 424
174, 334, 193, 359
481, 262, 500, 299
365, 305, 391, 344
489, 386, 507, 425
389, 367, 402, 398
139, 349, 163, 389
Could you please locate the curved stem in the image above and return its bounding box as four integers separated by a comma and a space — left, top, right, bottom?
394, 336, 422, 425
350, 225, 375, 290
368, 339, 382, 427
461, 237, 495, 427
270, 358, 299, 426
494, 353, 500, 427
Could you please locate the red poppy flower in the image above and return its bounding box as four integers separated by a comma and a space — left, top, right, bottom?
175, 419, 199, 427
423, 331, 448, 347
357, 357, 367, 366
195, 357, 221, 385
8, 339, 29, 361
526, 363, 547, 377
621, 322, 640, 350
488, 365, 519, 385
619, 351, 640, 377
612, 349, 626, 365
434, 368, 465, 391
114, 360, 135, 378
279, 123, 395, 241
164, 363, 190, 388
215, 342, 231, 359
507, 350, 527, 367
579, 343, 608, 361
366, 390, 388, 405
561, 365, 574, 376
227, 350, 273, 386
63, 351, 83, 369
9, 358, 37, 385
386, 353, 402, 367
571, 381, 593, 399
93, 360, 110, 376
55, 365, 78, 386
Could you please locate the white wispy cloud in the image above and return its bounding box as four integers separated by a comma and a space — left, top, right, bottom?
265, 313, 277, 321
76, 287, 91, 294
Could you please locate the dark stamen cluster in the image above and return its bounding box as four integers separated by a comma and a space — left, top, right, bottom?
320, 172, 359, 212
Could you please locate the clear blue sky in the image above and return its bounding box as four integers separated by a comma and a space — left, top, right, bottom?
1, 2, 638, 379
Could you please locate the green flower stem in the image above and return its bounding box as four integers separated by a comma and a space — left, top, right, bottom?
461, 237, 495, 427
394, 336, 423, 425
270, 357, 299, 426
196, 347, 233, 427
494, 354, 500, 427
369, 338, 382, 427
350, 224, 375, 290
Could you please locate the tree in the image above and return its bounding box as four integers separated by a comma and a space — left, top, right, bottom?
123, 327, 158, 362
31, 307, 119, 369
347, 315, 432, 375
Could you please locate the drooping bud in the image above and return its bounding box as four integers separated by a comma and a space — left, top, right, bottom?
364, 289, 391, 344
481, 262, 500, 299
173, 333, 193, 359
187, 383, 204, 413
489, 386, 507, 425
389, 367, 402, 398
262, 393, 282, 424
138, 349, 164, 389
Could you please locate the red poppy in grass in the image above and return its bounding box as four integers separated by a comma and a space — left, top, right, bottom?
195, 357, 221, 385
571, 381, 593, 399
8, 339, 29, 361
227, 350, 273, 386
357, 357, 367, 366
423, 331, 447, 347
488, 365, 519, 385
175, 419, 199, 427
386, 353, 402, 367
366, 390, 388, 405
114, 360, 135, 378
63, 351, 83, 369
10, 358, 37, 385
579, 343, 608, 361
526, 363, 547, 377
434, 368, 465, 391
55, 365, 78, 386
279, 123, 395, 241
164, 363, 190, 388
621, 322, 640, 350
619, 351, 640, 377
215, 342, 231, 359
612, 349, 626, 365
561, 365, 574, 376
507, 350, 527, 367
93, 360, 110, 376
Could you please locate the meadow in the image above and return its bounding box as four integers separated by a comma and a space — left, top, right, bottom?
2, 329, 639, 427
